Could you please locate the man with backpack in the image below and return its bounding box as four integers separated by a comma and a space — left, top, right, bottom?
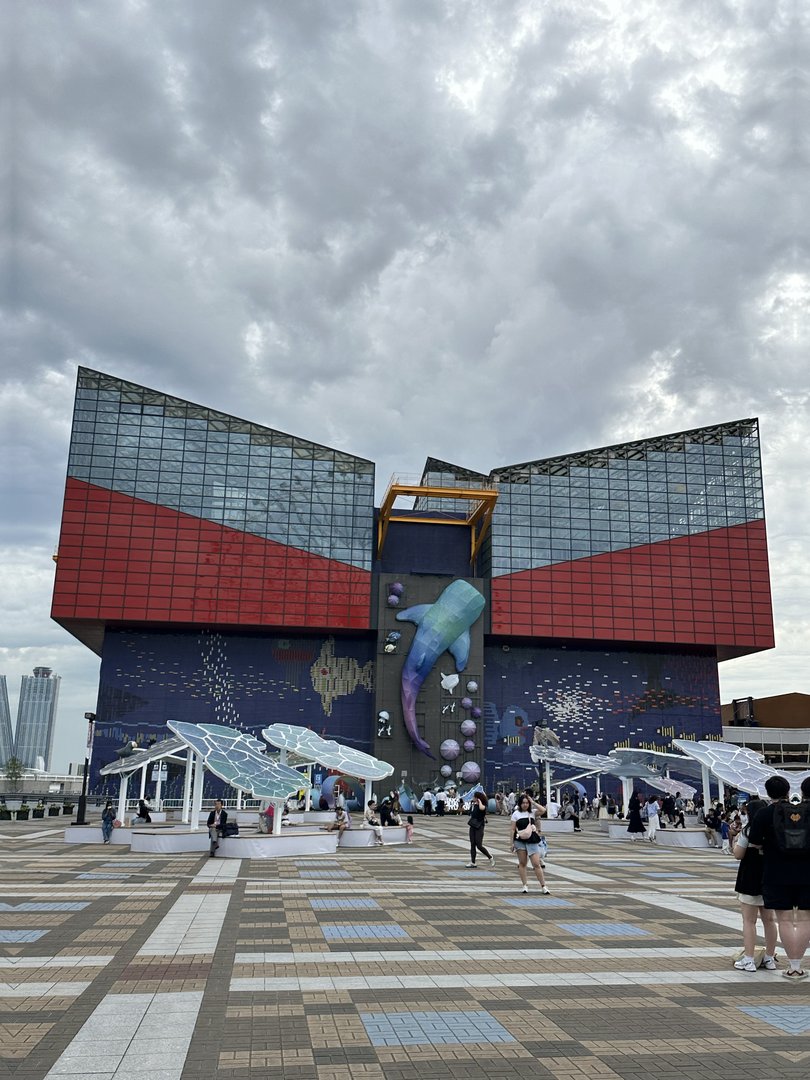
748, 775, 810, 979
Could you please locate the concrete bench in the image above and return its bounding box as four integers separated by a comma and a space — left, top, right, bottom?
339, 826, 408, 848
540, 819, 575, 833
64, 826, 132, 845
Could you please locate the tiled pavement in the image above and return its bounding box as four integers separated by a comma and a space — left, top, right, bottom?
1, 817, 810, 1079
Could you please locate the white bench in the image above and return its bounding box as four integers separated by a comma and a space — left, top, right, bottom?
541, 819, 575, 833
64, 826, 132, 845
339, 826, 408, 848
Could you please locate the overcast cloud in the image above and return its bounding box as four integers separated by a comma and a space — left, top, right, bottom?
1, 0, 807, 769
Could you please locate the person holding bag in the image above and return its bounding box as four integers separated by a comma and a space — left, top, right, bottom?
465, 792, 495, 868
510, 792, 550, 894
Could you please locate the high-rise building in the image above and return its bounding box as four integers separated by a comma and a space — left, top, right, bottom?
0, 676, 14, 766
14, 667, 61, 770
52, 369, 774, 792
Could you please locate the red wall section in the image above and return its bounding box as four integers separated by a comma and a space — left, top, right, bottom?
490, 520, 774, 653
52, 478, 372, 631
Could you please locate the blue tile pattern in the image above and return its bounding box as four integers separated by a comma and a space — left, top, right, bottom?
296, 861, 341, 867
556, 922, 651, 938
0, 930, 49, 943
310, 898, 381, 911
360, 1009, 516, 1046
739, 1006, 810, 1034
321, 923, 409, 941
77, 873, 130, 879
642, 872, 694, 879
0, 902, 89, 912
504, 897, 575, 908
299, 869, 351, 880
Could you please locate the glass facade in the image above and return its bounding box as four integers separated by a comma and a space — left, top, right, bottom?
68, 370, 375, 568
484, 421, 763, 576
53, 371, 375, 640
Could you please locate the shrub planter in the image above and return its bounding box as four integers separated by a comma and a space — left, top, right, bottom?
16, 810, 30, 821
32, 809, 45, 819
48, 806, 61, 816
62, 805, 75, 816
0, 809, 11, 821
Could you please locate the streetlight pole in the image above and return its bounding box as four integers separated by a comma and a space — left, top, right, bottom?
75, 712, 96, 826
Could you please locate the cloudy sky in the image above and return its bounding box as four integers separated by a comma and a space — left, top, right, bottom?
1, 0, 806, 770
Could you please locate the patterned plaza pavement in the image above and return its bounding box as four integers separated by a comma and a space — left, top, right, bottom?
2, 813, 810, 1080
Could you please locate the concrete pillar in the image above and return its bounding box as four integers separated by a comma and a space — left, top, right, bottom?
190, 756, 204, 831
117, 774, 129, 825
304, 766, 312, 812
139, 764, 147, 801
621, 777, 633, 816
154, 766, 163, 810
701, 764, 712, 809
544, 761, 552, 804
181, 751, 193, 824
236, 788, 243, 810
364, 778, 373, 811
272, 799, 283, 836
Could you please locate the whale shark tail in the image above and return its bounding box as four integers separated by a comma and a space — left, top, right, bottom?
401, 676, 435, 758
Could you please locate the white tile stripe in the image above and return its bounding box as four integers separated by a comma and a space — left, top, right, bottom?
137, 892, 231, 956
0, 956, 114, 969
230, 968, 764, 992
0, 981, 91, 997
192, 858, 241, 883
626, 889, 744, 932
43, 991, 203, 1078
235, 945, 731, 965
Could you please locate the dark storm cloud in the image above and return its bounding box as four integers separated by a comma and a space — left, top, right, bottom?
1, 0, 807, 765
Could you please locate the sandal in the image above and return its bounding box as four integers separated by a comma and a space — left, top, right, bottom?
782, 969, 807, 979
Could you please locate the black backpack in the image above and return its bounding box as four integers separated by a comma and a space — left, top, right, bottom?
772, 801, 810, 853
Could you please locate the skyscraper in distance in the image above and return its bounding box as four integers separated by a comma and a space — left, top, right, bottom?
0, 676, 13, 766
14, 667, 61, 771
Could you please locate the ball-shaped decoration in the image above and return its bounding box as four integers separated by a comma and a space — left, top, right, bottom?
389, 582, 405, 596
385, 630, 401, 643
460, 761, 481, 784
466, 680, 478, 693
440, 765, 453, 778
463, 739, 475, 752
384, 643, 396, 653
378, 710, 390, 721
470, 706, 482, 720
387, 594, 400, 607
440, 739, 461, 761
460, 696, 473, 710
460, 718, 476, 737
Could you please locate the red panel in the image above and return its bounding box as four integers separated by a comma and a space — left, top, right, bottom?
490, 520, 774, 652
52, 478, 372, 631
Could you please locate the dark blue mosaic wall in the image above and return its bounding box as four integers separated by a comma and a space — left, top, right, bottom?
483, 643, 722, 792
93, 629, 375, 793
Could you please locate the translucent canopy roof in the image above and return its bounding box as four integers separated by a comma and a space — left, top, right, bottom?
530, 744, 696, 797
673, 739, 810, 797
167, 721, 310, 800
99, 736, 187, 776
262, 724, 394, 782
610, 747, 704, 780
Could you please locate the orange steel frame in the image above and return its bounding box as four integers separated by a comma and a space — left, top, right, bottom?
376, 482, 499, 565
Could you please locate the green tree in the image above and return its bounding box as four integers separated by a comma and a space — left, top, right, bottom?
4, 756, 23, 792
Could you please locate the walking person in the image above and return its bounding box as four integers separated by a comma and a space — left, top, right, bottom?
510, 793, 550, 894
101, 800, 115, 844
421, 790, 434, 815
733, 797, 778, 971
466, 792, 495, 869
645, 796, 660, 843
206, 799, 227, 857
435, 788, 447, 816
626, 791, 646, 841
748, 775, 810, 978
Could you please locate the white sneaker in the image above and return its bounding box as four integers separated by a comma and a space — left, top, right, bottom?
521, 885, 528, 893
734, 957, 757, 972
540, 886, 551, 895
465, 862, 477, 868
488, 855, 495, 869
760, 956, 778, 970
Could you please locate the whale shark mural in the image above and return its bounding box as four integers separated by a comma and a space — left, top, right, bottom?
396, 580, 485, 757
